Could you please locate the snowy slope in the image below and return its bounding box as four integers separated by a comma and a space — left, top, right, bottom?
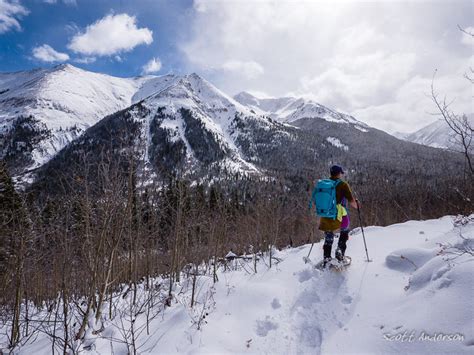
4, 215, 473, 354
392, 131, 409, 140
234, 91, 368, 128
1, 65, 385, 181
404, 115, 474, 151
0, 64, 143, 132
1, 65, 282, 178
37, 72, 289, 183
160, 215, 472, 354
142, 74, 262, 173
0, 65, 178, 174
117, 74, 281, 176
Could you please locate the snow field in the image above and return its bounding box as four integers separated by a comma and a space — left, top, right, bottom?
2, 215, 473, 354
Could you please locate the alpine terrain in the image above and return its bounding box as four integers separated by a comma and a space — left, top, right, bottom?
2, 64, 467, 188
401, 115, 474, 151
0, 64, 151, 176
1, 65, 472, 355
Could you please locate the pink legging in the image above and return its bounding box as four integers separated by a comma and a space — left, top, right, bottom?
341, 214, 350, 230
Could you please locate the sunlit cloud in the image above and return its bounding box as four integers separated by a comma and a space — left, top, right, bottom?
182, 0, 473, 133
32, 44, 70, 62
68, 13, 153, 56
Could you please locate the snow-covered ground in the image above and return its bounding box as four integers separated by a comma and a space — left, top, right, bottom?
2, 215, 473, 354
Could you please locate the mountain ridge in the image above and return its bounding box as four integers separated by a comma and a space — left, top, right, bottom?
233, 91, 368, 128
1, 64, 468, 188
1, 64, 372, 180
402, 115, 474, 151
1, 64, 153, 175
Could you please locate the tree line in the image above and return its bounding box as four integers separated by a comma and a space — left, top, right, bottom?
0, 143, 472, 352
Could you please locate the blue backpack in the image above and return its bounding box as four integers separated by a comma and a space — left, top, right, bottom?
309, 179, 341, 219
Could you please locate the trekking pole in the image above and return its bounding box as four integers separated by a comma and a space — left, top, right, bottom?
304, 229, 315, 264
356, 200, 372, 262
304, 199, 315, 263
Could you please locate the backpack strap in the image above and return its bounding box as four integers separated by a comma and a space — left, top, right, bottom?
334, 179, 343, 205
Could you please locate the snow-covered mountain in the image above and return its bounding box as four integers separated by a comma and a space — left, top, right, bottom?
36, 72, 297, 186
1, 65, 466, 186
0, 64, 181, 175
234, 91, 369, 130
0, 64, 143, 132
17, 66, 379, 184
129, 73, 279, 175
403, 116, 474, 151
1, 65, 297, 179
33, 69, 467, 190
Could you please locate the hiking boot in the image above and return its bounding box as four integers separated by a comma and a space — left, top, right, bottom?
335, 248, 344, 262
322, 257, 332, 268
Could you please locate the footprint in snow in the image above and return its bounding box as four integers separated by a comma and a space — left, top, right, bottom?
255, 316, 279, 337
298, 321, 322, 348
271, 298, 281, 309
298, 269, 313, 282
437, 278, 452, 289
341, 295, 353, 304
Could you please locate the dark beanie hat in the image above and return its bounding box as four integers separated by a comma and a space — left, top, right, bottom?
330, 165, 344, 176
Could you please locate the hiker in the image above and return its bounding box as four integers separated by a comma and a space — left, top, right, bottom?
312, 165, 359, 266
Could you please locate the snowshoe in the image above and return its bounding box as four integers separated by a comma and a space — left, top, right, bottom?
314, 257, 332, 270
323, 257, 332, 268
315, 256, 351, 271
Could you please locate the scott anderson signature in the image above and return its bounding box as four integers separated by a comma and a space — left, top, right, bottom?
383, 330, 465, 342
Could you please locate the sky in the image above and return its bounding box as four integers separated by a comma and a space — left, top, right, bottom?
0, 0, 472, 133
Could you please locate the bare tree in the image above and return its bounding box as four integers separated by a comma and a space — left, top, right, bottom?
431, 72, 473, 175
428, 26, 474, 175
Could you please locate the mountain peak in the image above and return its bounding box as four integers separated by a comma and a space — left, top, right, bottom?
186, 72, 202, 80
142, 71, 253, 117
51, 63, 79, 72
180, 72, 217, 91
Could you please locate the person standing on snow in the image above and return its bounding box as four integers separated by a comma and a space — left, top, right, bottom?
317, 165, 359, 266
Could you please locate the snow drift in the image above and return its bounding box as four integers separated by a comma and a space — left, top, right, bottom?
1, 215, 472, 354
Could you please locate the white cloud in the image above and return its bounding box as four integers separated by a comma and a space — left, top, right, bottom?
68, 13, 153, 56
0, 0, 29, 34
299, 51, 418, 111
32, 44, 70, 62
222, 60, 264, 79
142, 57, 162, 74
74, 56, 96, 64
182, 0, 473, 133
43, 0, 76, 5
352, 69, 473, 133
